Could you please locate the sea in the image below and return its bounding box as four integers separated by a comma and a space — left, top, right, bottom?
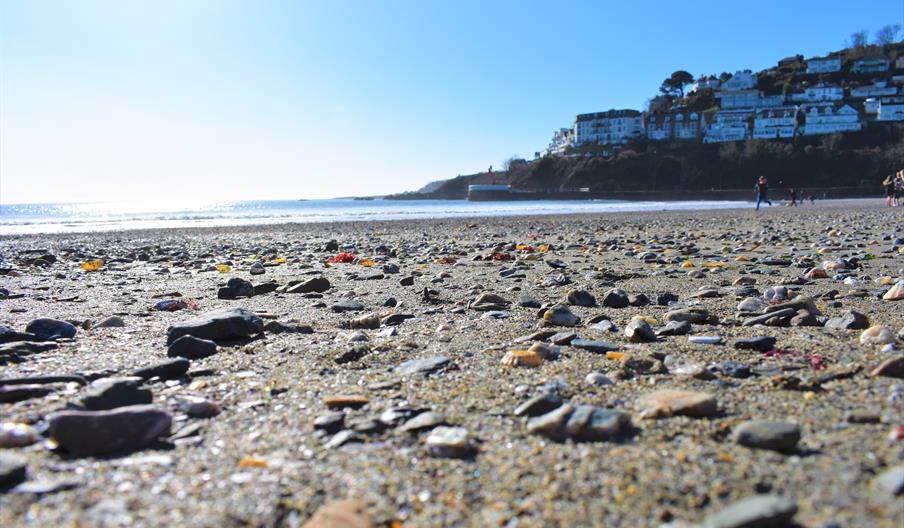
0, 198, 750, 235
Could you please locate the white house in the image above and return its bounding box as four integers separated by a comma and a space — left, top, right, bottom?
864, 97, 880, 116
878, 96, 904, 121
806, 56, 842, 74
801, 103, 862, 135
690, 77, 720, 93
851, 58, 889, 73
546, 128, 573, 155
645, 113, 671, 140
703, 110, 753, 143
788, 84, 844, 102
850, 81, 898, 98
720, 89, 760, 109
758, 94, 785, 107
753, 106, 798, 139
573, 109, 643, 146
720, 71, 757, 91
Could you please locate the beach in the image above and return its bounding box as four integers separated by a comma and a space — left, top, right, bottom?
0, 199, 902, 527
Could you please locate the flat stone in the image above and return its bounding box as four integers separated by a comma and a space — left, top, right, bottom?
95, 316, 126, 328
656, 320, 691, 337
399, 411, 446, 433
394, 355, 451, 376
167, 335, 218, 359
873, 466, 904, 498
542, 305, 579, 327
733, 420, 800, 452
639, 390, 717, 418
743, 308, 796, 327
824, 310, 869, 330
734, 336, 777, 352
702, 494, 797, 528
323, 395, 370, 409
0, 385, 54, 403
80, 377, 152, 410
425, 426, 473, 458
166, 308, 263, 344
570, 339, 620, 353
331, 299, 365, 313
514, 392, 563, 417
287, 277, 331, 294
313, 412, 346, 434
25, 318, 77, 341
656, 292, 679, 306
665, 307, 711, 324
48, 404, 172, 457
132, 358, 190, 380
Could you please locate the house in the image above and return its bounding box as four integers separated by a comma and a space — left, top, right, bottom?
546, 128, 573, 155
801, 103, 862, 135
673, 111, 702, 139
851, 57, 889, 74
690, 77, 720, 93
788, 84, 844, 102
806, 56, 842, 74
897, 56, 904, 70
703, 110, 753, 143
753, 106, 798, 139
864, 97, 880, 116
645, 113, 672, 140
720, 89, 760, 109
720, 71, 757, 91
573, 109, 644, 146
850, 81, 898, 98
878, 96, 904, 121
758, 94, 785, 107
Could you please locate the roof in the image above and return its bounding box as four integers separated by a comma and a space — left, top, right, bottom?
575, 109, 642, 121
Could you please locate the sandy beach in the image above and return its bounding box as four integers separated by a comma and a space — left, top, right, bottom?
0, 199, 902, 527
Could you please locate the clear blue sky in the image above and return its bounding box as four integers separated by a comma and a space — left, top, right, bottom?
2, 0, 903, 203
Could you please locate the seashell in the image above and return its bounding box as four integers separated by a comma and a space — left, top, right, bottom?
883, 280, 904, 301
542, 305, 579, 326
860, 326, 896, 345
805, 267, 828, 279
425, 426, 472, 458
528, 342, 560, 360
501, 350, 544, 367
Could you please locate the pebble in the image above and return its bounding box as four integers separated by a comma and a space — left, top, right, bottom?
824, 310, 870, 330
217, 277, 254, 299
689, 335, 723, 345
0, 453, 27, 487
94, 316, 126, 329
177, 396, 221, 418
25, 317, 77, 341
565, 289, 596, 307
882, 279, 904, 300
425, 426, 473, 458
737, 297, 767, 312
570, 339, 620, 353
133, 358, 190, 380
331, 299, 365, 313
625, 316, 656, 343
584, 372, 614, 386
302, 499, 374, 528
0, 422, 39, 448
399, 411, 445, 433
656, 292, 679, 306
734, 336, 776, 352
286, 277, 331, 294
701, 494, 797, 528
314, 412, 346, 434
871, 356, 904, 378
656, 320, 691, 337
528, 342, 560, 360
514, 392, 563, 417
733, 420, 800, 452
601, 288, 630, 308
542, 305, 580, 327
394, 355, 452, 376
166, 308, 263, 344
48, 404, 173, 456
872, 466, 904, 498
665, 307, 711, 324
167, 335, 218, 359
527, 403, 631, 441
639, 390, 718, 418
81, 377, 153, 410
323, 395, 370, 409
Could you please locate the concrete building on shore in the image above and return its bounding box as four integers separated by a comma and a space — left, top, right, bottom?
573, 109, 643, 146
850, 81, 898, 98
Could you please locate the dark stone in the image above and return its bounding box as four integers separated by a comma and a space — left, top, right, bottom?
570, 339, 620, 353
701, 495, 797, 528
324, 240, 339, 252
514, 392, 563, 417
399, 276, 415, 286
394, 356, 451, 376
628, 293, 650, 307
0, 385, 54, 403
48, 405, 173, 457
824, 310, 869, 330
219, 278, 254, 299
656, 320, 692, 337
0, 325, 38, 344
334, 344, 371, 364
80, 377, 153, 410
331, 300, 364, 313
549, 332, 578, 345
733, 420, 800, 452
382, 313, 415, 326
734, 336, 777, 352
656, 293, 679, 306
0, 341, 58, 357
132, 358, 190, 380
252, 282, 280, 295
519, 296, 541, 308
0, 454, 27, 488
262, 321, 314, 334
715, 361, 751, 378
166, 308, 263, 344
566, 289, 596, 307
313, 412, 345, 434
286, 277, 331, 294
601, 289, 630, 308
25, 318, 77, 341
167, 335, 218, 359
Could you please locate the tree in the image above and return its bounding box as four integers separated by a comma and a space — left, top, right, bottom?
659, 70, 694, 98
503, 155, 526, 171
849, 30, 869, 48
875, 24, 901, 45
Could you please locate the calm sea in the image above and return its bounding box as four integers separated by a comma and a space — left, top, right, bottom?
0, 199, 749, 235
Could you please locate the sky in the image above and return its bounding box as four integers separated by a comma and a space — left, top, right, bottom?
2, 0, 904, 204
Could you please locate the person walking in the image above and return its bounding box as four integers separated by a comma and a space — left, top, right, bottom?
789, 188, 798, 207
884, 175, 895, 207
895, 171, 904, 207
755, 176, 772, 211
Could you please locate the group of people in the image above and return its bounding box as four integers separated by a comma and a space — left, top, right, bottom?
754, 176, 811, 210
882, 172, 904, 207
